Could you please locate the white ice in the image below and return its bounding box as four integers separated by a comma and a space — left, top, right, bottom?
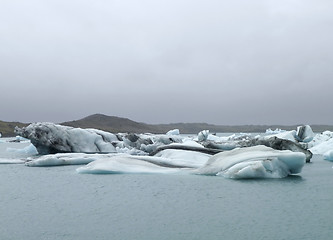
198, 130, 209, 141
166, 129, 180, 135
153, 149, 210, 168
6, 144, 38, 155
194, 145, 306, 179
309, 131, 333, 154
75, 146, 306, 178
25, 153, 117, 167
76, 155, 183, 174
265, 128, 286, 134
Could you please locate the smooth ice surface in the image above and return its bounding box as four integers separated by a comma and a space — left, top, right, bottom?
154, 149, 210, 168
0, 158, 24, 164
195, 146, 305, 179
77, 155, 182, 174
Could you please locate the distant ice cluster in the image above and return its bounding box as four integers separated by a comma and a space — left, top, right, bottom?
1, 122, 331, 178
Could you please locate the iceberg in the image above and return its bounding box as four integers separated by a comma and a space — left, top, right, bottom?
265, 128, 286, 134
6, 144, 38, 155
296, 125, 315, 143
15, 123, 184, 155
166, 129, 180, 135
15, 123, 118, 154
194, 145, 306, 179
198, 130, 209, 141
77, 146, 306, 178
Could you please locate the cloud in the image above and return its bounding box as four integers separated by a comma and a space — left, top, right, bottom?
0, 0, 332, 124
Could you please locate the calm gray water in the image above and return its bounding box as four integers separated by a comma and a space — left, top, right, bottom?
0, 138, 333, 240
0, 155, 332, 240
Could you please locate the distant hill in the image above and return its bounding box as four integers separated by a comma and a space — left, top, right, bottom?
61, 114, 333, 134
62, 114, 159, 133
0, 120, 28, 137
1, 113, 333, 137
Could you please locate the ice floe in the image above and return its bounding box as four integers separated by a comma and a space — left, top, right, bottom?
14, 123, 333, 178
308, 131, 333, 154
194, 145, 306, 179
0, 158, 25, 164
76, 155, 183, 174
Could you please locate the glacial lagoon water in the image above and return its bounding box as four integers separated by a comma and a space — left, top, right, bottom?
0, 140, 333, 240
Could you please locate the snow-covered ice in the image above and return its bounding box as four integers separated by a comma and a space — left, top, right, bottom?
265, 128, 286, 134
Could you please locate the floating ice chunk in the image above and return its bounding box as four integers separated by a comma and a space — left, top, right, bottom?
309, 131, 333, 154
25, 153, 115, 167
323, 150, 333, 161
0, 158, 25, 164
15, 122, 118, 154
6, 144, 38, 155
166, 129, 180, 135
265, 128, 286, 134
296, 125, 315, 143
77, 155, 182, 174
266, 130, 297, 142
198, 130, 209, 141
207, 134, 222, 142
194, 145, 305, 179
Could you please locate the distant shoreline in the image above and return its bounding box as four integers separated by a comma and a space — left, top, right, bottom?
1, 114, 333, 137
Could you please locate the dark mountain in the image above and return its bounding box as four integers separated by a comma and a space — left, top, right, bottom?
0, 120, 28, 137
62, 114, 159, 133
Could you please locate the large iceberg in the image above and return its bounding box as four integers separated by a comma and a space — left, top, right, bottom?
15, 123, 184, 155
194, 145, 306, 179
76, 146, 306, 179
15, 123, 313, 163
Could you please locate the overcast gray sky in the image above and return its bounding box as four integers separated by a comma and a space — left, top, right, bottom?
0, 0, 332, 125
